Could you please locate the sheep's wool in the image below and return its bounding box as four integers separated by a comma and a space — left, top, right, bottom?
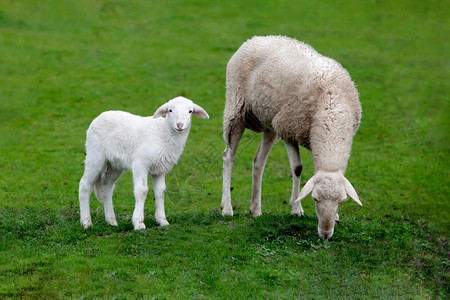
224, 35, 361, 172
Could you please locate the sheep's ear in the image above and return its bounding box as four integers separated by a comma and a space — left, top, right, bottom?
295, 176, 315, 202
153, 103, 169, 118
344, 177, 362, 206
192, 104, 209, 119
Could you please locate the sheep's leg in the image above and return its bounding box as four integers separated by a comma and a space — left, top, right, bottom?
283, 140, 304, 216
152, 174, 169, 226
132, 164, 149, 230
79, 158, 106, 228
95, 166, 124, 226
250, 130, 277, 216
221, 123, 245, 216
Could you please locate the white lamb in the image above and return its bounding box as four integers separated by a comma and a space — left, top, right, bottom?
221, 36, 362, 239
79, 96, 209, 230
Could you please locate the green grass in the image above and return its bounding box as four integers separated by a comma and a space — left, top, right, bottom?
0, 0, 448, 298
1, 209, 447, 298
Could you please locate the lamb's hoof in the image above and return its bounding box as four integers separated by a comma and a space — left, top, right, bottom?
133, 222, 146, 230
81, 219, 93, 228
106, 218, 118, 227
157, 219, 170, 227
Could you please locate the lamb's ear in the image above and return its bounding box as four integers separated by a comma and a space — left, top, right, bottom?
192, 104, 209, 119
295, 176, 315, 202
153, 103, 169, 118
344, 177, 362, 206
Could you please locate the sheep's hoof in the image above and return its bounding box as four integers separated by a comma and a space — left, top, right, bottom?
290, 210, 305, 217
289, 202, 305, 217
81, 219, 93, 228
221, 207, 234, 217
157, 219, 170, 227
250, 208, 262, 217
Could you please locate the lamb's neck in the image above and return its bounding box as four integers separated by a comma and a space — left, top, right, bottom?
162, 119, 190, 157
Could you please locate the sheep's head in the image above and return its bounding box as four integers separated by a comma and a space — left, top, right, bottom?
296, 171, 361, 239
153, 96, 209, 132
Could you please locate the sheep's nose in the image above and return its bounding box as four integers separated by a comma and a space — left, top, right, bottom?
318, 228, 334, 239
176, 122, 184, 130
321, 232, 332, 239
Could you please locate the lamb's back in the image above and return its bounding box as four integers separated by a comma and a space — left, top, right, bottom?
86, 111, 161, 168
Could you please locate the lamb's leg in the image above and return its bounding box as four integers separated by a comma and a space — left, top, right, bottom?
221, 122, 245, 216
250, 130, 277, 216
94, 165, 124, 226
79, 158, 105, 228
132, 164, 149, 230
152, 174, 169, 226
283, 140, 304, 216
79, 176, 94, 228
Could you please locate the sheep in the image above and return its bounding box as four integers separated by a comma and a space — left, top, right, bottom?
221, 35, 362, 239
79, 96, 209, 230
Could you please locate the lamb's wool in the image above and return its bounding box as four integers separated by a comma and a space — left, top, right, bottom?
86, 111, 188, 176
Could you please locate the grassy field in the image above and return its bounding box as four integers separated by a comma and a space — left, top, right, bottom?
0, 0, 448, 298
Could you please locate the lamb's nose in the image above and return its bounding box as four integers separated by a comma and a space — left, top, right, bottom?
176, 122, 184, 130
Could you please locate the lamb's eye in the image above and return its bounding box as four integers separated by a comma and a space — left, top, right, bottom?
169, 109, 172, 113
189, 110, 192, 113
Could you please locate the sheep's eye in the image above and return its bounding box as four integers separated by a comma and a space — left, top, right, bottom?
169, 109, 172, 113
189, 110, 193, 113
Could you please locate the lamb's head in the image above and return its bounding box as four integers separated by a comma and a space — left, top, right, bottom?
153, 96, 209, 132
296, 171, 362, 239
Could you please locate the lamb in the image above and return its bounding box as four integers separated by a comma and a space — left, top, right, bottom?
79, 96, 209, 230
221, 36, 362, 239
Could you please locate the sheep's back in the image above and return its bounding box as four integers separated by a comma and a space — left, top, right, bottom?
226, 35, 360, 149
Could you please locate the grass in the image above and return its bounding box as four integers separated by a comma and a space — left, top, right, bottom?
0, 0, 448, 298
1, 209, 447, 298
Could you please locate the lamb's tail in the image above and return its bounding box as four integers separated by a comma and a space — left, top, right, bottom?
94, 176, 104, 203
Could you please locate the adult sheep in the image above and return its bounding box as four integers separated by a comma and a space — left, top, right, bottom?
221, 36, 362, 239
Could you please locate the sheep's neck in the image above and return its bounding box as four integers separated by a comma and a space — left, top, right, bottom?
310, 114, 355, 174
